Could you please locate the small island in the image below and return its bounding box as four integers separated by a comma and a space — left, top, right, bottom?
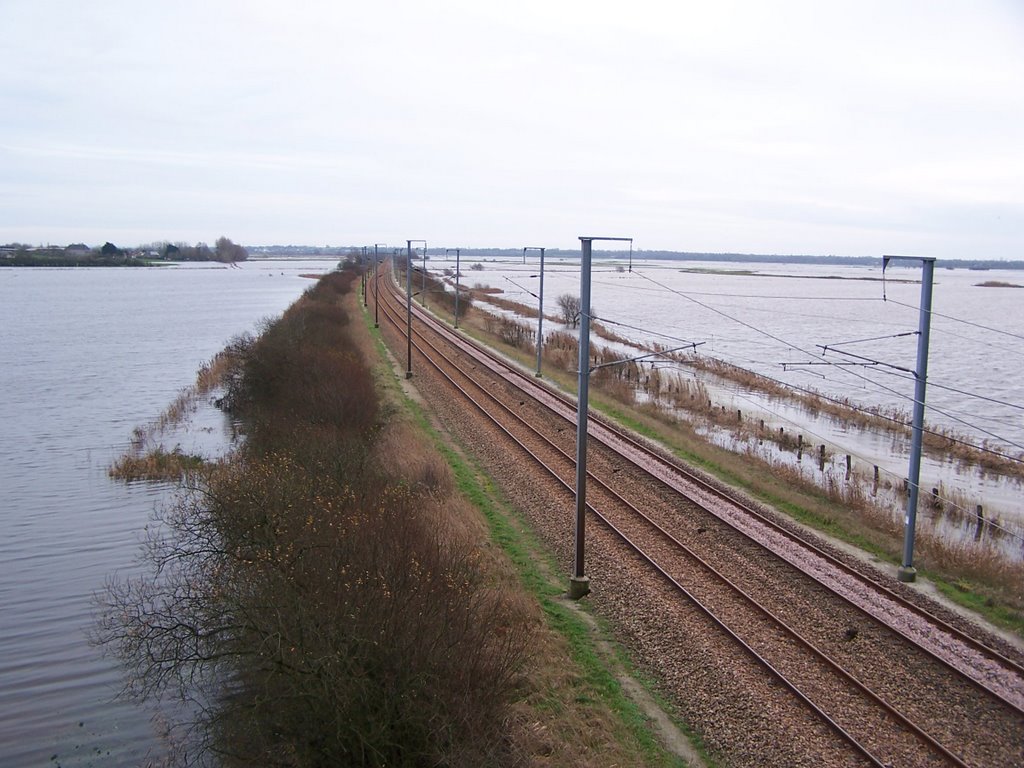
975, 280, 1024, 288
1, 236, 248, 267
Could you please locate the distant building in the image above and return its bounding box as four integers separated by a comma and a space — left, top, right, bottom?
65, 243, 90, 254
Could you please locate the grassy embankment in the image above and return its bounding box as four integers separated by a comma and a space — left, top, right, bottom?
407, 271, 1024, 637
104, 268, 697, 767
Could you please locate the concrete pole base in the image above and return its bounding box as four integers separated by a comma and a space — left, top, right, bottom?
535, 371, 543, 378
568, 576, 591, 600
897, 566, 917, 583
405, 371, 413, 380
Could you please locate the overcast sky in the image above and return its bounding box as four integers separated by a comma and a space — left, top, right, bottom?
2, 1, 1022, 258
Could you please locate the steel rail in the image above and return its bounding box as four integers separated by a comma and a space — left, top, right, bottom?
375, 278, 982, 767
374, 282, 893, 766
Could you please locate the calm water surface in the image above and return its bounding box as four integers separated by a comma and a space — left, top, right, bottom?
0, 260, 331, 766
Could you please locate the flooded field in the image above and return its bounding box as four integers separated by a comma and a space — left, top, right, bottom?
423, 254, 1024, 558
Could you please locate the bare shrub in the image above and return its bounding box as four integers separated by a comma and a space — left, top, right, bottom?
496, 316, 534, 349
371, 419, 454, 498
544, 330, 577, 354
556, 294, 582, 328
591, 321, 631, 345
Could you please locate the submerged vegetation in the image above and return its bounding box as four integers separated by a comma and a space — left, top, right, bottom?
109, 350, 238, 482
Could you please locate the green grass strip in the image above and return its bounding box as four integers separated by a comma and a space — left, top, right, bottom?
391, 375, 695, 766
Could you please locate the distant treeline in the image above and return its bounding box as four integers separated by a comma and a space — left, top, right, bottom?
416, 248, 1024, 271
2, 236, 248, 266
132, 236, 249, 262
0, 249, 151, 267
251, 245, 1024, 271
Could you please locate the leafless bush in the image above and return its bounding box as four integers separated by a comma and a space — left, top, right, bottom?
556, 294, 582, 328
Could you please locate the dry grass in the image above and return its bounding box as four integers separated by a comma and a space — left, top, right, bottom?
109, 447, 204, 482
474, 290, 540, 319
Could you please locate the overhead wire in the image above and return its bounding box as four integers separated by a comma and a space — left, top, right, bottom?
599, 265, 1024, 528
709, 390, 1024, 550
885, 297, 1024, 343
629, 267, 929, 404
599, 268, 1024, 466
631, 268, 1024, 460
590, 315, 702, 348
591, 278, 885, 302
472, 260, 1024, 548
483, 261, 1024, 473
841, 364, 1024, 455
858, 366, 1024, 413
927, 324, 1024, 360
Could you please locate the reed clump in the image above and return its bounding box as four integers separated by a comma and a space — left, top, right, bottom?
97, 269, 536, 767
109, 446, 204, 482
473, 289, 539, 319
482, 313, 535, 350
110, 350, 235, 480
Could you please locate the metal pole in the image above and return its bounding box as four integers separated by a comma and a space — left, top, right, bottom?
405, 240, 426, 378
569, 236, 632, 600
572, 238, 594, 599
536, 247, 546, 377
406, 241, 413, 378
421, 243, 428, 306
886, 255, 935, 582
524, 247, 547, 377
374, 243, 386, 328
362, 246, 368, 306
446, 248, 462, 328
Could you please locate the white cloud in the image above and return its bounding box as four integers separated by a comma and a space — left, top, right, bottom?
1, 0, 1022, 257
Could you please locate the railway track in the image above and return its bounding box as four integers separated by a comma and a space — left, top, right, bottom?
372, 265, 1024, 767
